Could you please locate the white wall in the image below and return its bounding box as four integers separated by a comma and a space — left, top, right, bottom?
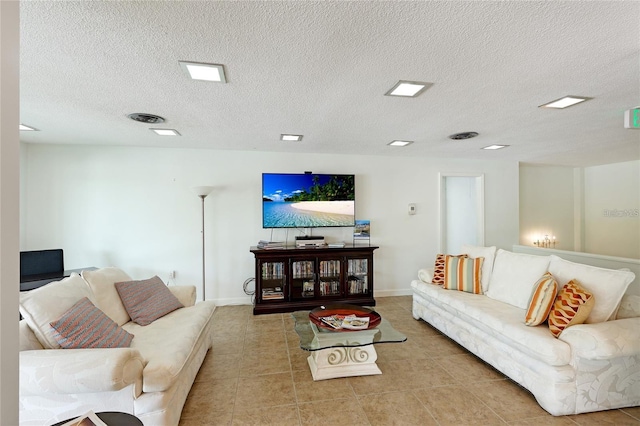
584, 160, 640, 258
21, 144, 520, 304
443, 176, 482, 253
519, 160, 640, 260
20, 143, 28, 248
519, 164, 576, 250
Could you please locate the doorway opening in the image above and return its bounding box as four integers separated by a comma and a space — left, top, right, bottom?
439, 173, 485, 253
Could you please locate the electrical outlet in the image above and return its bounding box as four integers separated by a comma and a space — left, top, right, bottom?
169, 271, 176, 279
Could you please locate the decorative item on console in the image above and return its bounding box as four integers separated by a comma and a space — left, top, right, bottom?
353, 220, 371, 246
533, 234, 556, 248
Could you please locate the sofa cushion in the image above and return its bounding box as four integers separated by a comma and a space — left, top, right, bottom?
82, 267, 133, 326
116, 276, 184, 326
616, 295, 640, 319
50, 297, 134, 349
548, 255, 634, 323
525, 273, 558, 326
412, 280, 571, 366
461, 245, 496, 293
443, 255, 483, 294
168, 285, 197, 307
434, 254, 457, 285
486, 249, 551, 309
122, 301, 215, 392
418, 268, 434, 284
548, 279, 594, 338
19, 273, 96, 349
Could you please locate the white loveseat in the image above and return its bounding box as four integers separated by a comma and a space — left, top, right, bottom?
19, 267, 216, 426
411, 246, 640, 416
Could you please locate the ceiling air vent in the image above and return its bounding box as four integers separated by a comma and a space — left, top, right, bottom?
448, 131, 479, 140
127, 113, 165, 124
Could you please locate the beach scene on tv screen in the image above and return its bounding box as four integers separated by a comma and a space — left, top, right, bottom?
263, 174, 355, 228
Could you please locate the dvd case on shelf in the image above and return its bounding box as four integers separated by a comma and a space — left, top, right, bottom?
262, 287, 284, 300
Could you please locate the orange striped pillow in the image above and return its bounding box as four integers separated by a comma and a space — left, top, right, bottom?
525, 272, 558, 326
548, 279, 594, 337
433, 253, 467, 285
443, 255, 483, 294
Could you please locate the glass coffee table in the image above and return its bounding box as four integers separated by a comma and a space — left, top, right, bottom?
292, 308, 407, 381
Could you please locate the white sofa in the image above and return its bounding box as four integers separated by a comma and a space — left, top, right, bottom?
19, 267, 216, 426
412, 246, 640, 416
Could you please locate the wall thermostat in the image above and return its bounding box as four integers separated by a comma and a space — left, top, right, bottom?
409, 203, 416, 215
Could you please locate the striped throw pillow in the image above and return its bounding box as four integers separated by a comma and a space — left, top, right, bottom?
525, 272, 558, 326
548, 279, 595, 338
50, 297, 133, 348
433, 253, 467, 285
443, 255, 484, 294
115, 276, 183, 326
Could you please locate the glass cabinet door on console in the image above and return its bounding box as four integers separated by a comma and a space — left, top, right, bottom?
291, 260, 315, 300
258, 260, 286, 302
250, 245, 378, 315
318, 258, 342, 298
347, 258, 371, 296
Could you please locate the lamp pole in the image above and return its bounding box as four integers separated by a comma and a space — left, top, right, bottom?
193, 186, 213, 302
199, 194, 207, 301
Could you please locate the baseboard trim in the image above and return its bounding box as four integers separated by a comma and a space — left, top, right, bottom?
374, 289, 413, 297
209, 291, 412, 307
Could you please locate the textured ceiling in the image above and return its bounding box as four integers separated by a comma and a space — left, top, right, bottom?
19, 1, 640, 167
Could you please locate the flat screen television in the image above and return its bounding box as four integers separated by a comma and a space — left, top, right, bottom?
262, 173, 355, 228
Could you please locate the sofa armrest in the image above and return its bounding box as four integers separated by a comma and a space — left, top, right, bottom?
559, 318, 640, 360
169, 285, 196, 307
19, 320, 43, 351
418, 267, 435, 284
20, 348, 145, 396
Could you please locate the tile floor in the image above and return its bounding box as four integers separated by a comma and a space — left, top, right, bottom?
179, 296, 640, 425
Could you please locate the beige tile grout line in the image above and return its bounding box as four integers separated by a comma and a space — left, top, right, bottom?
284, 311, 304, 425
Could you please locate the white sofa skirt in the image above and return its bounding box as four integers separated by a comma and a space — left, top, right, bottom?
412, 280, 640, 416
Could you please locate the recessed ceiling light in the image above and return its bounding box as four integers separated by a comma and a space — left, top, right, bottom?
539, 96, 592, 109
482, 144, 509, 150
385, 80, 433, 97
178, 61, 227, 83
388, 140, 414, 147
19, 124, 38, 131
150, 128, 181, 136
281, 134, 303, 141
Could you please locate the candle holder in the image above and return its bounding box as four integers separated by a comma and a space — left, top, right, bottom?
533, 235, 557, 249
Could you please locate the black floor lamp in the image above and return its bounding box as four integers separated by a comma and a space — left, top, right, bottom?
193, 186, 213, 301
